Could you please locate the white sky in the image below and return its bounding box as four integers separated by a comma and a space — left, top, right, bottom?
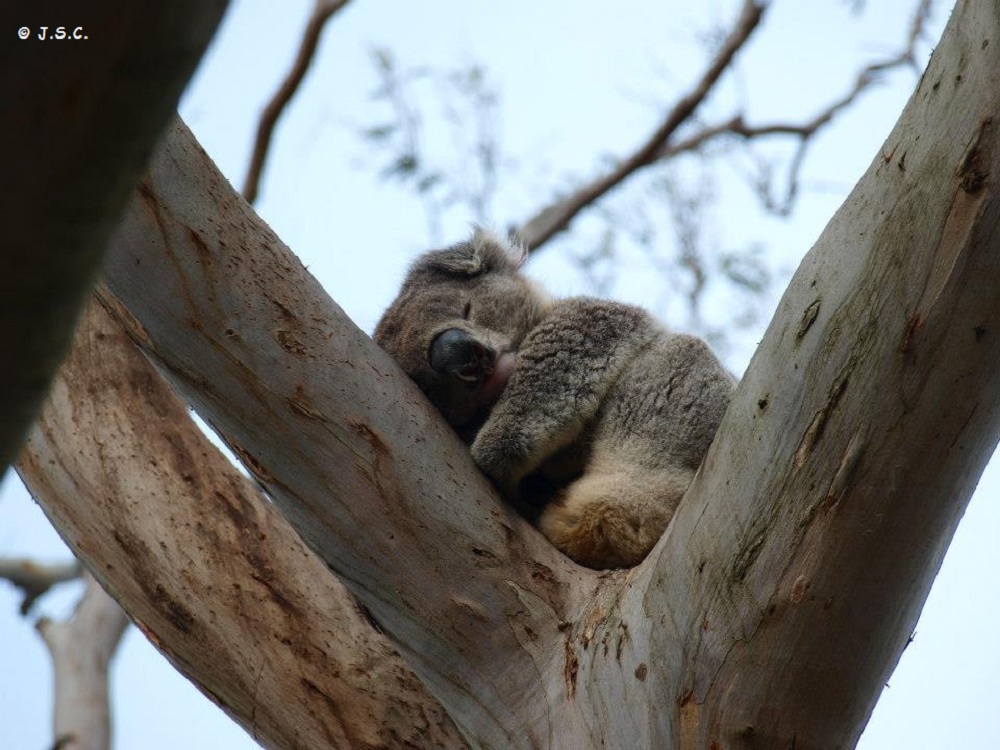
2, 0, 998, 747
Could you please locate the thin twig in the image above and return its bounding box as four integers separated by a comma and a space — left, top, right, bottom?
652, 0, 936, 214
516, 0, 767, 251
517, 0, 934, 249
242, 0, 352, 204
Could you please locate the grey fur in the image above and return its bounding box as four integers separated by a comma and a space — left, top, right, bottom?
374, 228, 735, 568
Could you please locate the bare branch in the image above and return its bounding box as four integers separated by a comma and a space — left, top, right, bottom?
37, 573, 128, 750
0, 558, 81, 615
516, 0, 766, 251
654, 0, 937, 214
516, 0, 935, 254
242, 0, 352, 204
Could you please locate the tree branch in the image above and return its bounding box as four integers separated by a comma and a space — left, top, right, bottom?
573, 1, 1000, 745
37, 573, 128, 750
516, 0, 935, 252
516, 0, 766, 251
653, 0, 937, 215
0, 558, 81, 615
23, 1, 996, 746
0, 0, 228, 475
242, 0, 353, 204
17, 299, 468, 750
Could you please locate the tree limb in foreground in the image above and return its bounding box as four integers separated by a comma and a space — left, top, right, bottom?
101, 117, 590, 746
22, 0, 991, 746
17, 299, 467, 750
0, 0, 228, 475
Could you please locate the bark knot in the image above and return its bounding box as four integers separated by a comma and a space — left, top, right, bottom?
790, 575, 809, 604
958, 117, 993, 194
733, 532, 765, 583
563, 640, 578, 698
793, 369, 850, 468
796, 299, 821, 339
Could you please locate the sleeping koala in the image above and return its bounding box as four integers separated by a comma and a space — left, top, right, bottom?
374, 229, 735, 569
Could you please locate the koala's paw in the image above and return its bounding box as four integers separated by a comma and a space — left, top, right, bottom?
470, 433, 524, 499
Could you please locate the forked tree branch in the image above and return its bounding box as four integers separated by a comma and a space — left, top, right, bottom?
16, 298, 467, 750
101, 118, 591, 746
242, 0, 353, 204
89, 0, 1000, 745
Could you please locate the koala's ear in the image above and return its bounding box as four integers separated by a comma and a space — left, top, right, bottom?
414, 227, 525, 279
471, 226, 528, 269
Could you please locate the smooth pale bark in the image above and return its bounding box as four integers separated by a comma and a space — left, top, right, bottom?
642, 1, 1000, 741
37, 574, 129, 750
17, 300, 467, 750
0, 0, 228, 474
45, 0, 1000, 747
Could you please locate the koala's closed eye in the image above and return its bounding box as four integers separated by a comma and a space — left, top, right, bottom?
462, 301, 472, 319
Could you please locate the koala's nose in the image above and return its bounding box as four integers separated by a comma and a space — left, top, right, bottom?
429, 329, 494, 383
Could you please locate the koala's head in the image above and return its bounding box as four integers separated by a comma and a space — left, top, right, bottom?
375, 228, 549, 442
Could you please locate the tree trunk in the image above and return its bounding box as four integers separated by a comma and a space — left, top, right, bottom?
37, 573, 128, 750
19, 0, 1000, 747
